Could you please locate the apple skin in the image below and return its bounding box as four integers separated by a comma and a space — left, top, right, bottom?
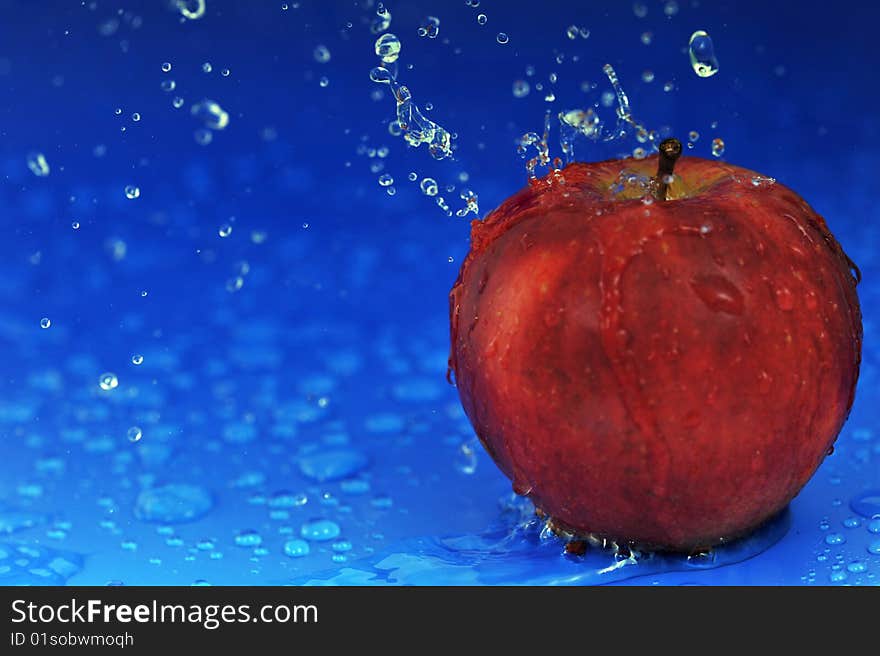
449, 154, 862, 551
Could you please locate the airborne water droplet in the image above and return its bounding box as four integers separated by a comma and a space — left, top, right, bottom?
374, 33, 401, 64
689, 30, 720, 78
99, 372, 119, 391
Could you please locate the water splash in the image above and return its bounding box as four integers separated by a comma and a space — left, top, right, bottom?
295, 498, 791, 585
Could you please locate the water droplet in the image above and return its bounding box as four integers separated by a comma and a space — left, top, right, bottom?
300, 519, 341, 542
172, 96, 184, 108
690, 274, 744, 316
640, 31, 652, 45
867, 519, 880, 534
378, 173, 393, 187
319, 76, 329, 88
27, 152, 50, 177
641, 70, 655, 83
99, 372, 119, 391
39, 317, 51, 329
477, 13, 487, 25
283, 539, 310, 558
176, 0, 206, 20
633, 2, 648, 18
218, 224, 233, 238
131, 112, 141, 122
221, 68, 230, 77
711, 137, 725, 157
194, 128, 213, 145
847, 560, 867, 574
234, 530, 262, 548
131, 354, 143, 365
843, 516, 862, 529
299, 450, 368, 482
160, 79, 176, 92
313, 44, 331, 63
850, 490, 880, 518
127, 426, 143, 443
868, 540, 880, 555
512, 79, 530, 98
124, 185, 140, 199
496, 32, 509, 45
825, 533, 846, 546
773, 285, 794, 311
689, 30, 720, 78
191, 99, 229, 130
71, 221, 80, 230
418, 16, 440, 39
134, 484, 212, 523
420, 177, 438, 196
332, 540, 352, 553
161, 62, 172, 72
375, 33, 401, 64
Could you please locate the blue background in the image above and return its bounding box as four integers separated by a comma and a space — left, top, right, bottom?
0, 0, 877, 585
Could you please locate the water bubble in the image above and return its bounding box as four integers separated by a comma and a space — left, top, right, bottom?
375, 33, 401, 64
477, 13, 487, 25
711, 137, 725, 157
283, 539, 310, 558
124, 185, 140, 199
127, 426, 143, 443
131, 354, 143, 365
313, 44, 331, 63
418, 16, 440, 38
27, 152, 50, 177
689, 30, 720, 78
40, 317, 51, 329
300, 519, 341, 542
99, 372, 119, 391
161, 62, 172, 72
420, 177, 438, 196
234, 530, 262, 548
496, 32, 509, 45
512, 79, 530, 98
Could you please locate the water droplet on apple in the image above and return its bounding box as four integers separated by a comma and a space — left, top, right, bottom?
690, 274, 744, 316
773, 286, 794, 311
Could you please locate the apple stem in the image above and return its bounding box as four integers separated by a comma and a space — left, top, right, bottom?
654, 137, 683, 201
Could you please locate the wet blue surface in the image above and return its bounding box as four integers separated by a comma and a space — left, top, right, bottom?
0, 0, 878, 585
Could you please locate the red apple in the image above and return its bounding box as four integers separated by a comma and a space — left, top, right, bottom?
449, 140, 862, 551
